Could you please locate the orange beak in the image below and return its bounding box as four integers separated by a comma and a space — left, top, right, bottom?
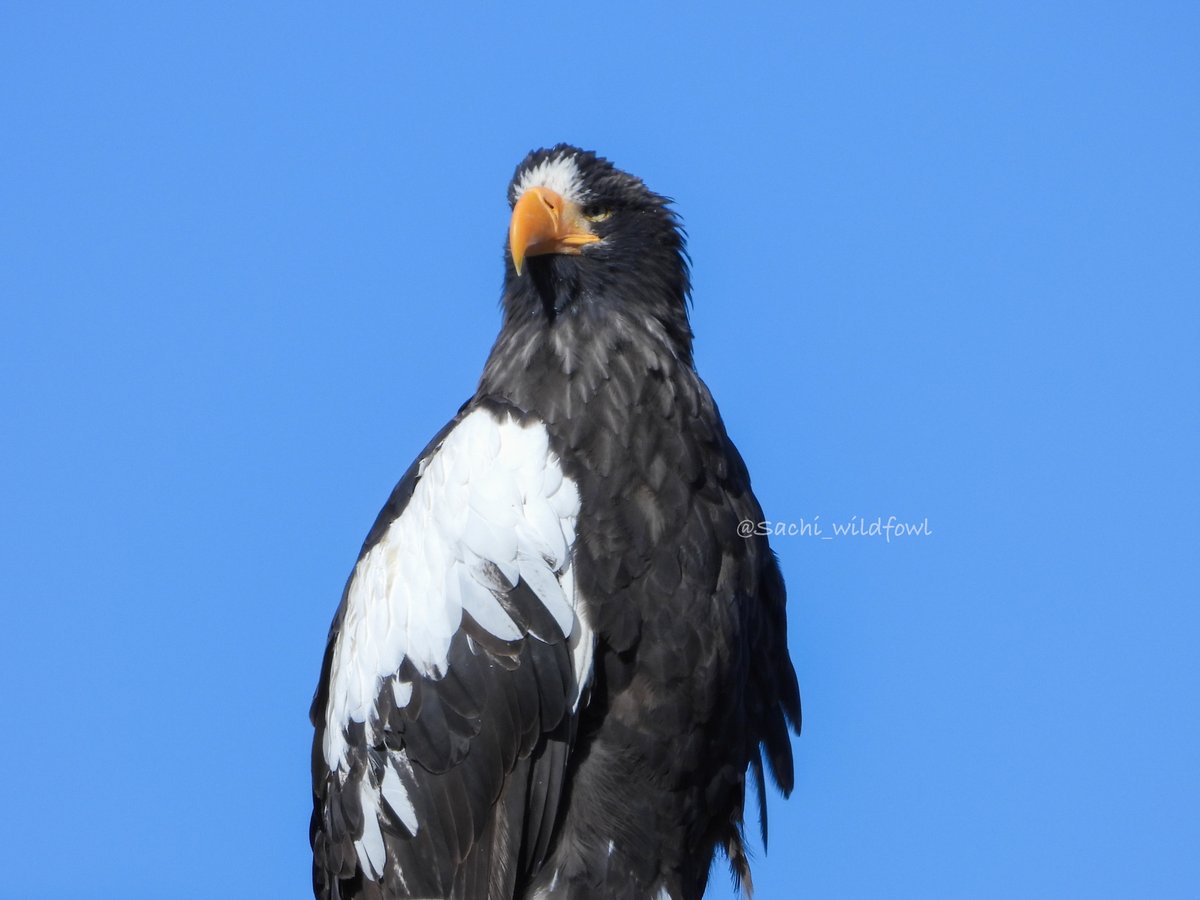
509, 186, 601, 275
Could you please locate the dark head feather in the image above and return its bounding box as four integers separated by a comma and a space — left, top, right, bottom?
501, 145, 693, 362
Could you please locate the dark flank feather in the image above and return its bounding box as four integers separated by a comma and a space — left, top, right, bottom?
311, 145, 801, 899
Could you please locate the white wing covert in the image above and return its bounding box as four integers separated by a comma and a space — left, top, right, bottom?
311, 403, 594, 899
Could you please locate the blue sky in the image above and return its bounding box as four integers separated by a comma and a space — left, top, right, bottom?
2, 3, 1197, 898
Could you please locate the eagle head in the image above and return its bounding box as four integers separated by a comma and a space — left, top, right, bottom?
503, 145, 691, 329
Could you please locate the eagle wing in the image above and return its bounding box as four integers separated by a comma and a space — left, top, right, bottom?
311, 401, 594, 899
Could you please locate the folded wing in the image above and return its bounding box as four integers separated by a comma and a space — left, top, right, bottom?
311, 403, 594, 899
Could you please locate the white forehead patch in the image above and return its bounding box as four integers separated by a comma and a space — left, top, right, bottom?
513, 154, 588, 205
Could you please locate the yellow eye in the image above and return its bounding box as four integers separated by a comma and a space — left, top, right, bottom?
584, 208, 613, 223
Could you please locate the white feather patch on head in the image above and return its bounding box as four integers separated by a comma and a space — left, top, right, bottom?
513, 153, 588, 205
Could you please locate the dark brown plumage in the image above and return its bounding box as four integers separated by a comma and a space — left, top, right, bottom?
311, 145, 800, 899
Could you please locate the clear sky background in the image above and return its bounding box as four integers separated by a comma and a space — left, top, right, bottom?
2, 3, 1197, 898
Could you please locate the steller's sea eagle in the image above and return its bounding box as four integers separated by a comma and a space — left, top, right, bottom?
311, 145, 801, 899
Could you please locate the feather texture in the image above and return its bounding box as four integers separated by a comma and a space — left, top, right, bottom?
312, 145, 800, 899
